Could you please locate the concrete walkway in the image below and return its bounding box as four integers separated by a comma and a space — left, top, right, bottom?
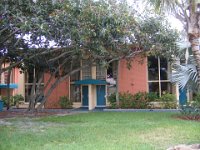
103, 108, 180, 112
1, 107, 180, 114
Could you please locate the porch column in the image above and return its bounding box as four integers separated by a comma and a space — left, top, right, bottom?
175, 83, 179, 107
88, 84, 96, 110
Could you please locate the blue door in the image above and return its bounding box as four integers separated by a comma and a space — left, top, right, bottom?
179, 88, 187, 105
96, 85, 106, 106
82, 86, 88, 106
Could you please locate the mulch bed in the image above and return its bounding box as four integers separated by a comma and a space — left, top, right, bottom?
0, 110, 72, 119
173, 115, 200, 122
1, 109, 200, 121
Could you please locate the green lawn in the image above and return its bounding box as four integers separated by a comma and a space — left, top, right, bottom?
0, 112, 199, 150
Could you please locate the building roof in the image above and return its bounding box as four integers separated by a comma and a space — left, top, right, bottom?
74, 79, 107, 85
0, 84, 18, 89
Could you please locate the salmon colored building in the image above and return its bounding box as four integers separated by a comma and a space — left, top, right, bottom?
44, 55, 154, 110
0, 64, 24, 99
1, 55, 182, 110
118, 56, 148, 94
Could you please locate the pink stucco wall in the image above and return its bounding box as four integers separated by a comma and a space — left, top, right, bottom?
44, 73, 70, 108
118, 55, 148, 94
0, 66, 20, 97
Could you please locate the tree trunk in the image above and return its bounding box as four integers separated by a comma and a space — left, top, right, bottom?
36, 77, 61, 110
6, 68, 12, 110
188, 12, 200, 89
34, 73, 44, 106
34, 73, 54, 107
189, 35, 200, 87
28, 77, 37, 111
0, 57, 6, 75
116, 60, 120, 107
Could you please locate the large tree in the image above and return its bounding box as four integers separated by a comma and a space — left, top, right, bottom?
0, 0, 141, 110
0, 0, 179, 110
144, 0, 200, 88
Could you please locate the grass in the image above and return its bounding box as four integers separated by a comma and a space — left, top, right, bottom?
0, 112, 199, 150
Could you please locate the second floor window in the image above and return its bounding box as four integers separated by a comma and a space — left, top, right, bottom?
82, 60, 92, 80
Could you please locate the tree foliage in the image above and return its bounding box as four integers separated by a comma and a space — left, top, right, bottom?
0, 0, 179, 110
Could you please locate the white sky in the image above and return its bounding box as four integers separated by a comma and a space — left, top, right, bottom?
167, 16, 183, 31
127, 0, 184, 31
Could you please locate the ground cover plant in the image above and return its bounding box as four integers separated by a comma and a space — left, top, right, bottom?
0, 112, 199, 150
179, 93, 200, 121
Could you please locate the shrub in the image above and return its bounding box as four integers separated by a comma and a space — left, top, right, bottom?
180, 104, 200, 120
160, 93, 177, 109
147, 92, 159, 102
107, 92, 177, 109
107, 93, 117, 108
12, 94, 24, 106
1, 96, 7, 107
132, 92, 150, 109
59, 96, 73, 109
107, 92, 152, 109
192, 93, 200, 108
1, 96, 14, 106
119, 92, 134, 108
1, 95, 24, 107
179, 93, 200, 119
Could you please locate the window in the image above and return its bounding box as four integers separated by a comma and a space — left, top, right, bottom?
70, 61, 80, 82
148, 56, 172, 97
96, 64, 106, 80
70, 71, 80, 82
25, 68, 44, 102
107, 61, 117, 95
107, 61, 117, 80
82, 60, 92, 79
70, 62, 81, 102
70, 84, 81, 102
0, 71, 13, 84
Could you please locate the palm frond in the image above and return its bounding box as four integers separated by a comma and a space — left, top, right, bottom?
171, 62, 198, 90
176, 39, 191, 50
144, 0, 180, 13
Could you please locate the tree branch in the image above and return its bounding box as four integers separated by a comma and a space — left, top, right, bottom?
0, 29, 20, 45
48, 50, 74, 63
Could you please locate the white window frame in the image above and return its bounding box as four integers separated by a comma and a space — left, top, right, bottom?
148, 56, 171, 97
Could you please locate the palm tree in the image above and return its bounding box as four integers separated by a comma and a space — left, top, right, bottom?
144, 0, 200, 87
172, 61, 198, 90
172, 38, 198, 90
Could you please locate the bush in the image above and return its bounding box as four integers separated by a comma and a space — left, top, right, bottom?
107, 92, 177, 109
59, 96, 73, 109
160, 93, 177, 109
12, 94, 24, 106
192, 93, 200, 108
179, 93, 200, 119
1, 94, 24, 107
132, 92, 150, 109
1, 96, 8, 107
147, 92, 159, 102
107, 93, 117, 108
180, 104, 200, 120
107, 92, 153, 109
1, 96, 14, 106
119, 92, 134, 108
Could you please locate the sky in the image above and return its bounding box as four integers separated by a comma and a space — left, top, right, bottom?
127, 0, 184, 31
